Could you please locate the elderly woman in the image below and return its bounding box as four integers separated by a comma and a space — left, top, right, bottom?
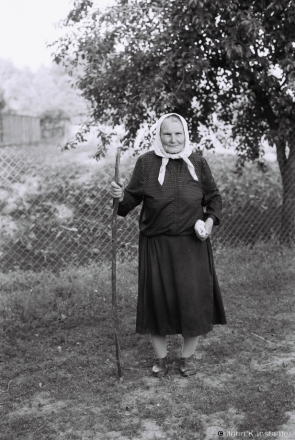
110, 113, 226, 377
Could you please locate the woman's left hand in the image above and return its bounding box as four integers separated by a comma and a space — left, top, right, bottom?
197, 218, 213, 241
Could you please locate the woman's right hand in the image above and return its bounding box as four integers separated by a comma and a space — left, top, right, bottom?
110, 179, 125, 202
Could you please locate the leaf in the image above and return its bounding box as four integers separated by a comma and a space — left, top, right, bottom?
28, 232, 37, 240
60, 226, 78, 232
56, 231, 63, 239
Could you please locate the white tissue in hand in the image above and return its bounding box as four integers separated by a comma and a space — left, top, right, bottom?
194, 220, 206, 237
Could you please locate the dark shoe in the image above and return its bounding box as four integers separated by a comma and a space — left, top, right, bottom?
179, 355, 197, 377
152, 356, 168, 377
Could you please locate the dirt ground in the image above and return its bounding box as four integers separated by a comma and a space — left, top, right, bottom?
1, 245, 295, 439
1, 316, 295, 439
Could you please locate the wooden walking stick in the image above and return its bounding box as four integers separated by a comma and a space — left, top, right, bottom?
112, 147, 123, 378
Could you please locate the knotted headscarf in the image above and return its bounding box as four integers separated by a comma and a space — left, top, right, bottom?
153, 113, 199, 185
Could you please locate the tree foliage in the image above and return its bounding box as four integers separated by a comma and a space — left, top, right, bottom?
53, 1, 295, 154
52, 0, 295, 238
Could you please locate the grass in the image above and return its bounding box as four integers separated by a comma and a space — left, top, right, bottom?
1, 242, 295, 439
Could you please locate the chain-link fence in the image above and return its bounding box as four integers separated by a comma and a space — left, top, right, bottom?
0, 142, 286, 273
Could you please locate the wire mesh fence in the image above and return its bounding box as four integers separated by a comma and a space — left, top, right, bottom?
0, 142, 287, 273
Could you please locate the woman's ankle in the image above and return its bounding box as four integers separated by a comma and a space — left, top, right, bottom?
150, 334, 167, 358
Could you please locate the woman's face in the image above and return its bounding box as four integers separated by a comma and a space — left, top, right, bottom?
160, 118, 185, 154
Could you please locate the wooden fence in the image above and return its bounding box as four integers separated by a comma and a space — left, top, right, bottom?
0, 113, 41, 146
0, 113, 72, 147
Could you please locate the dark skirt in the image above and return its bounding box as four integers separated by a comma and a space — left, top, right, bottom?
136, 233, 227, 337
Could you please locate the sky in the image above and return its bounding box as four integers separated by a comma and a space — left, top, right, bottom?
0, 0, 114, 71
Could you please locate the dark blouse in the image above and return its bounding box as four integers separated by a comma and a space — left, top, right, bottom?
117, 151, 222, 236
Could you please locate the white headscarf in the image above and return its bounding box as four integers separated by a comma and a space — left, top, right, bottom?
153, 113, 199, 185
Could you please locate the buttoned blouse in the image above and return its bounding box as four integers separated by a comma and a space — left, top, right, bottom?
117, 151, 222, 236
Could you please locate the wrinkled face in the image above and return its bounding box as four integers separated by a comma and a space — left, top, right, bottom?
160, 118, 185, 154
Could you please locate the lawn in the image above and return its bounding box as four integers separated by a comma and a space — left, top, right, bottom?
0, 242, 295, 439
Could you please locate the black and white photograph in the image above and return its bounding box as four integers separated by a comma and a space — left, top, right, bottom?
0, 0, 295, 439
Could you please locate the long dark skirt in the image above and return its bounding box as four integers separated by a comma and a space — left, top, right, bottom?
136, 233, 227, 337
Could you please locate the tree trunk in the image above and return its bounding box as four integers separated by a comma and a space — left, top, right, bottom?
277, 140, 295, 242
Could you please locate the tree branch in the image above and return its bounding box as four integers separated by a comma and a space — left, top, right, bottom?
248, 81, 278, 130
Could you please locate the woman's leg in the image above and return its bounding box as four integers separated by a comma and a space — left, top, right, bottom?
179, 336, 199, 376
150, 334, 168, 376
181, 336, 199, 358
150, 334, 167, 358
